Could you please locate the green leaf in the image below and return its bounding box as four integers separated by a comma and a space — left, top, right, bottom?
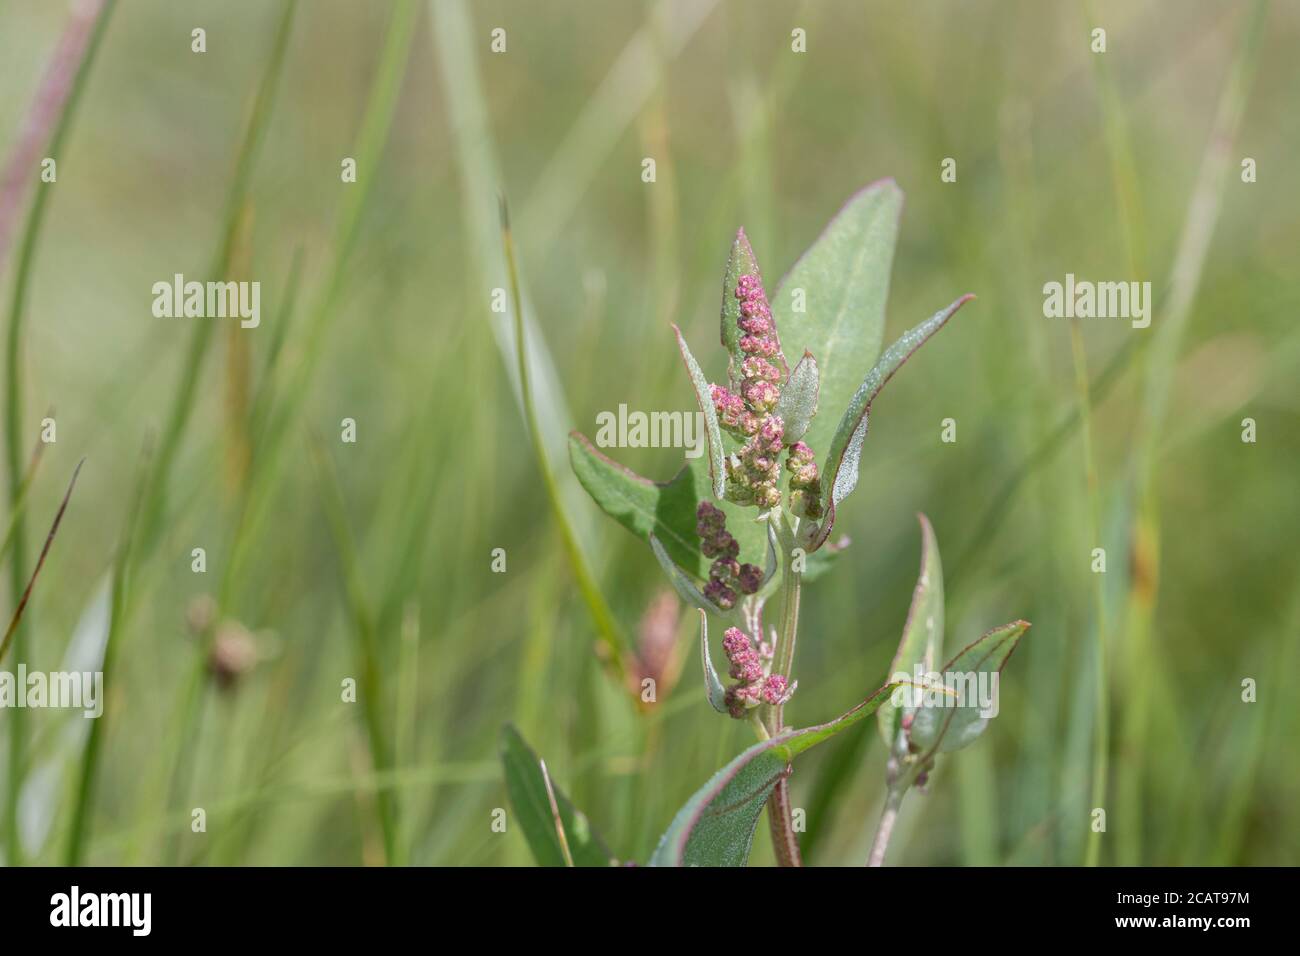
909, 620, 1031, 755
720, 228, 766, 386
699, 610, 728, 714
649, 534, 722, 616
773, 350, 819, 444
878, 513, 945, 746
771, 180, 902, 464
569, 432, 767, 580
672, 324, 726, 500
649, 681, 902, 866
500, 725, 614, 867
810, 294, 973, 551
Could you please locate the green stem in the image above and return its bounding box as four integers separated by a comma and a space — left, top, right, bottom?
867, 783, 907, 867
134, 0, 298, 555
3, 0, 116, 868
1069, 319, 1108, 868
310, 436, 398, 865
764, 509, 803, 865
65, 447, 148, 864
770, 511, 801, 732
868, 722, 922, 866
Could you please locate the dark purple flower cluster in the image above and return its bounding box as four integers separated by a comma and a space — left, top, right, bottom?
696, 502, 762, 610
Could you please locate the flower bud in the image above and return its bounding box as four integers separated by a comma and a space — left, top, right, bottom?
703, 578, 737, 610
736, 563, 763, 595
743, 380, 779, 413
761, 674, 790, 705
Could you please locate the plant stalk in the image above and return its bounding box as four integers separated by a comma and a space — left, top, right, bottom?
764, 509, 803, 865
1069, 318, 1109, 868
3, 0, 116, 867
867, 784, 907, 867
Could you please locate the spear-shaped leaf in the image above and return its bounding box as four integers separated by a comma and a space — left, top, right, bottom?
672, 324, 725, 499
569, 432, 767, 580
699, 610, 728, 714
771, 180, 902, 462
500, 724, 614, 867
909, 620, 1030, 755
0, 459, 83, 666
649, 681, 904, 866
649, 534, 721, 616
720, 228, 763, 386
773, 350, 819, 444
809, 294, 974, 551
877, 513, 944, 746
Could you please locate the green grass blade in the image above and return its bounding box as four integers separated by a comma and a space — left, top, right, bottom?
501, 201, 631, 674
64, 450, 147, 865
134, 0, 299, 555
309, 435, 399, 865
2, 0, 116, 864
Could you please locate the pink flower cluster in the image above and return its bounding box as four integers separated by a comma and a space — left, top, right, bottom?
721, 626, 792, 718
696, 502, 762, 610
786, 441, 823, 519
713, 268, 788, 510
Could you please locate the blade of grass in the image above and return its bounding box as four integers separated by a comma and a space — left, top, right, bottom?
500, 197, 630, 677
0, 0, 111, 271
1068, 317, 1109, 867
222, 203, 256, 497
516, 0, 721, 253
394, 602, 420, 864
0, 433, 48, 568
1112, 0, 1267, 865
428, 0, 599, 546
2, 0, 115, 864
1081, 0, 1148, 279
308, 434, 398, 865
948, 334, 1141, 588
246, 245, 305, 453
1212, 573, 1300, 862
231, 0, 420, 575
0, 458, 84, 666
538, 760, 576, 867
64, 447, 149, 865
106, 0, 298, 864
134, 0, 299, 555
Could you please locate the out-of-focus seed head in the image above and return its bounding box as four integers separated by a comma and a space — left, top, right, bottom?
207, 622, 259, 691
186, 594, 218, 636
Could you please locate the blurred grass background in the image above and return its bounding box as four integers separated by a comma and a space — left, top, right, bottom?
0, 0, 1296, 865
